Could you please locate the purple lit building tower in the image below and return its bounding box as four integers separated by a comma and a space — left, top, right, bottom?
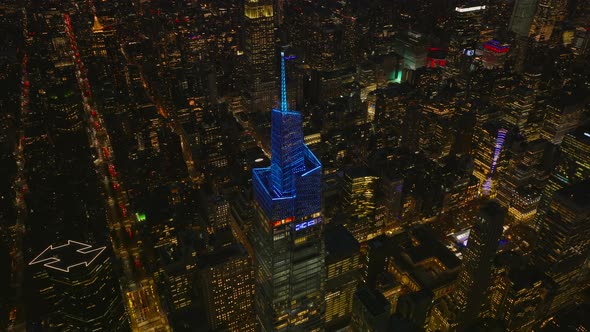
252, 53, 325, 331
482, 128, 508, 196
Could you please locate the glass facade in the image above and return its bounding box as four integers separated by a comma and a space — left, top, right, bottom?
252, 53, 324, 331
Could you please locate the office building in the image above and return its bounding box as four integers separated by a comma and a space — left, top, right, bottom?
529, 0, 563, 41
90, 14, 115, 58
507, 186, 541, 224
509, 0, 538, 38
454, 201, 506, 329
28, 241, 129, 331
535, 181, 590, 314
536, 127, 590, 224
159, 261, 194, 314
504, 87, 534, 136
363, 235, 391, 288
324, 225, 361, 330
540, 104, 583, 144
571, 27, 589, 56
198, 243, 256, 332
429, 295, 460, 332
447, 4, 486, 74
243, 0, 276, 112
252, 53, 324, 331
482, 252, 554, 332
350, 287, 391, 332
482, 40, 510, 69
395, 289, 434, 330
343, 168, 382, 243
392, 30, 429, 82
472, 121, 509, 195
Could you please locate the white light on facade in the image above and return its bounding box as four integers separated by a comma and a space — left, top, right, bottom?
455, 5, 486, 13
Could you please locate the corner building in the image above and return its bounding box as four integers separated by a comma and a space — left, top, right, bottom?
252, 53, 325, 331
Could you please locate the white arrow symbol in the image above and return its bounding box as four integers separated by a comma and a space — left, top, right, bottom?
29, 240, 106, 273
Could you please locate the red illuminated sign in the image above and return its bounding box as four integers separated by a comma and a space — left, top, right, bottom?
426, 58, 446, 68
272, 216, 294, 228
484, 41, 510, 53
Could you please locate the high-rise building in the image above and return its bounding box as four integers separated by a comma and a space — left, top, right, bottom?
243, 0, 276, 112
343, 168, 382, 243
324, 225, 361, 330
481, 39, 510, 69
395, 289, 434, 330
376, 273, 402, 315
447, 4, 486, 75
529, 0, 565, 41
482, 252, 554, 332
536, 127, 590, 225
495, 139, 546, 221
28, 241, 129, 331
47, 84, 84, 135
159, 260, 195, 314
540, 104, 583, 144
509, 0, 538, 38
252, 53, 324, 331
505, 87, 534, 137
392, 30, 429, 81
472, 121, 509, 195
90, 14, 115, 58
350, 287, 391, 332
428, 295, 461, 332
534, 181, 590, 314
206, 196, 231, 233
198, 243, 256, 332
506, 186, 541, 224
441, 174, 479, 214
454, 200, 506, 329
571, 27, 589, 56
363, 235, 392, 288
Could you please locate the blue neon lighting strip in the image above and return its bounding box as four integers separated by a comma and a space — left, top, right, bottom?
280, 52, 288, 112
295, 218, 321, 231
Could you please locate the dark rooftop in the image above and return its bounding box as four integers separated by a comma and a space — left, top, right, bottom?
197, 242, 248, 270
554, 180, 590, 214
325, 224, 360, 263
355, 287, 391, 317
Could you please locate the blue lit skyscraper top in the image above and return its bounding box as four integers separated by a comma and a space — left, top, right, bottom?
252, 52, 324, 331
253, 52, 322, 222
269, 52, 305, 197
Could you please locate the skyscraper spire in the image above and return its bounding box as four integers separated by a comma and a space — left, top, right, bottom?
252, 51, 324, 332
280, 51, 287, 112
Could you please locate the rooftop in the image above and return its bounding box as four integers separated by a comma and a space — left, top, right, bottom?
554, 180, 590, 214
325, 225, 360, 263
29, 240, 106, 273
198, 242, 249, 270
355, 287, 390, 316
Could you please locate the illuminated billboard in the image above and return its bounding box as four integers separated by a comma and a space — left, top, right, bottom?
295, 217, 321, 231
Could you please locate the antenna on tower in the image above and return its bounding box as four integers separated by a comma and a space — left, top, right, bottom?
280, 51, 287, 112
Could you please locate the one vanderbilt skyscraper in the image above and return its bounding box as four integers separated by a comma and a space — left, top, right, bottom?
252, 52, 325, 331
